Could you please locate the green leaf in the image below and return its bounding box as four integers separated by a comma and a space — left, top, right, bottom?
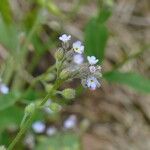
84, 8, 111, 62
85, 18, 108, 61
0, 0, 12, 24
104, 71, 150, 93
0, 18, 18, 52
23, 88, 43, 101
97, 8, 112, 24
37, 0, 62, 16
0, 91, 21, 110
0, 106, 23, 131
36, 132, 81, 150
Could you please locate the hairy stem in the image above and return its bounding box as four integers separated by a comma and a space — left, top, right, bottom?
7, 113, 35, 150
8, 78, 63, 150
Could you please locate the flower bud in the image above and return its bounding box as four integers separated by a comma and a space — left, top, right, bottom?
45, 84, 53, 92
60, 69, 70, 80
49, 102, 61, 112
25, 103, 35, 115
62, 88, 75, 100
44, 73, 55, 81
55, 48, 64, 61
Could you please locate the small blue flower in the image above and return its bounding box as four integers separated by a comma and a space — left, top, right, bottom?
89, 66, 96, 73
63, 115, 77, 129
73, 54, 84, 64
0, 83, 9, 94
87, 56, 99, 65
86, 76, 100, 90
73, 41, 84, 54
59, 34, 71, 42
32, 121, 45, 133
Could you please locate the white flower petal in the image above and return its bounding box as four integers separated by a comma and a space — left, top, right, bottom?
86, 76, 100, 90
89, 66, 96, 73
0, 84, 9, 94
73, 41, 84, 54
63, 115, 77, 129
87, 56, 99, 65
32, 121, 45, 133
73, 54, 84, 64
59, 34, 71, 42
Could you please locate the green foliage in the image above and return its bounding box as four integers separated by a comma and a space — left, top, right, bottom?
0, 0, 12, 24
98, 8, 112, 24
36, 132, 81, 150
85, 7, 150, 94
23, 8, 39, 29
0, 18, 18, 52
104, 71, 150, 93
0, 92, 21, 111
85, 8, 110, 61
37, 0, 62, 16
0, 106, 23, 131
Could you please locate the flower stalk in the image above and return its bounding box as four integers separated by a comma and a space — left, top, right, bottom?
8, 78, 63, 150
7, 33, 102, 149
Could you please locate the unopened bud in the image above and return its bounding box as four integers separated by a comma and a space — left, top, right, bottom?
49, 103, 61, 112
60, 69, 70, 80
45, 84, 53, 92
25, 103, 35, 115
62, 88, 76, 100
44, 73, 55, 81
55, 48, 64, 61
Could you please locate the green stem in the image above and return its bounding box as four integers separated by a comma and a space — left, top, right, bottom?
7, 78, 63, 150
7, 113, 35, 150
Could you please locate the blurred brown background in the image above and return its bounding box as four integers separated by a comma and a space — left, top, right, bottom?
56, 0, 150, 149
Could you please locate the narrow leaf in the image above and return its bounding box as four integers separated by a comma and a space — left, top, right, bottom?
104, 71, 150, 93
0, 91, 21, 110
85, 18, 108, 61
0, 0, 12, 24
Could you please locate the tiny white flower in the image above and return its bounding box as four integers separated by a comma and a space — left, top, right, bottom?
86, 76, 100, 90
73, 41, 84, 54
87, 56, 99, 65
63, 115, 77, 129
46, 126, 57, 136
32, 121, 45, 133
73, 54, 84, 64
0, 84, 9, 94
89, 66, 96, 73
59, 34, 71, 42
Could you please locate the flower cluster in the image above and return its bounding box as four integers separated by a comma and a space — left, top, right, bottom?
57, 34, 102, 90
